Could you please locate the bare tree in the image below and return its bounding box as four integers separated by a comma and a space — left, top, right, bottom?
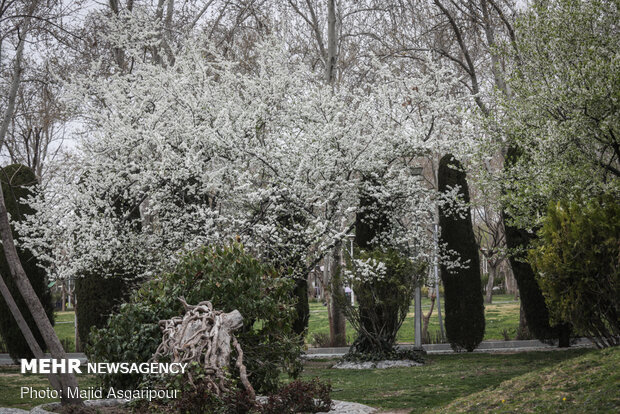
0, 0, 82, 405
472, 203, 507, 303
3, 66, 67, 182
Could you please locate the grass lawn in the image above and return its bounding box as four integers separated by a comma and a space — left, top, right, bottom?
435, 346, 620, 413
299, 348, 617, 413
2, 348, 612, 412
54, 311, 77, 352
0, 366, 98, 410
0, 311, 77, 354
308, 294, 519, 346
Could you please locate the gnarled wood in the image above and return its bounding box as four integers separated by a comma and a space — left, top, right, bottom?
153, 297, 254, 397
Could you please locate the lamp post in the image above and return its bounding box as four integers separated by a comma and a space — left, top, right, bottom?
345, 233, 355, 305
434, 223, 445, 339
411, 166, 424, 349
414, 278, 423, 348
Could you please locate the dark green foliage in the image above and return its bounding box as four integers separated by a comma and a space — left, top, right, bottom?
355, 179, 390, 249
341, 248, 425, 354
88, 243, 301, 393
0, 164, 54, 361
350, 178, 415, 354
292, 277, 309, 336
262, 207, 311, 338
503, 146, 572, 347
74, 183, 142, 348
438, 155, 485, 352
74, 274, 130, 347
276, 210, 310, 339
504, 221, 571, 344
530, 194, 619, 348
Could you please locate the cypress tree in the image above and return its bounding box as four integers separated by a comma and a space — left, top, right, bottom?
353, 179, 387, 352
0, 164, 54, 361
269, 209, 310, 338
503, 146, 571, 346
75, 274, 129, 347
355, 179, 390, 250
351, 178, 404, 353
438, 155, 485, 352
75, 189, 141, 347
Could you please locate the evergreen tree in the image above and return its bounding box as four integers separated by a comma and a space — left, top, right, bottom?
0, 164, 54, 361
503, 147, 572, 347
438, 155, 485, 352
74, 273, 130, 347
353, 179, 390, 352
350, 178, 421, 354
268, 208, 310, 338
74, 188, 141, 347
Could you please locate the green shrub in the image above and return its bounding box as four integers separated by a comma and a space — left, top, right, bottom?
309, 332, 330, 348
340, 248, 426, 354
74, 185, 143, 349
133, 363, 331, 414
261, 378, 331, 414
529, 194, 619, 348
0, 164, 54, 361
438, 155, 485, 352
88, 243, 301, 393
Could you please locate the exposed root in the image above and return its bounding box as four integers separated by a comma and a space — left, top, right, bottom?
152, 297, 255, 397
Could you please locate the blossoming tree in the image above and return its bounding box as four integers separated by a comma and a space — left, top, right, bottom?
20, 19, 477, 341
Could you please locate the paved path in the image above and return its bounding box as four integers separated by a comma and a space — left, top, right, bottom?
0, 339, 594, 366
304, 338, 594, 358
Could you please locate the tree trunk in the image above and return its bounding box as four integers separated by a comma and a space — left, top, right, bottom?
485, 263, 495, 304
292, 277, 309, 338
558, 325, 571, 348
61, 281, 66, 312
325, 0, 337, 85
0, 190, 82, 404
517, 300, 530, 340
421, 294, 436, 344
0, 273, 62, 391
325, 245, 346, 347
74, 299, 80, 353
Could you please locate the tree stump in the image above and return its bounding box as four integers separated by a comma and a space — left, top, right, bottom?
152, 297, 255, 399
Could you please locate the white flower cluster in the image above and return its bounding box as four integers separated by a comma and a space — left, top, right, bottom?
344, 258, 388, 283
16, 26, 477, 282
